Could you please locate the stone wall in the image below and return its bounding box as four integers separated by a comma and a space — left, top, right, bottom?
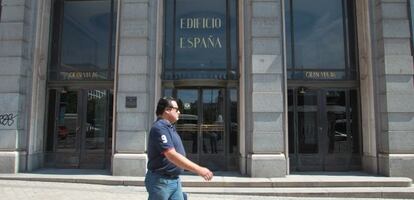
0, 0, 34, 173
373, 0, 414, 180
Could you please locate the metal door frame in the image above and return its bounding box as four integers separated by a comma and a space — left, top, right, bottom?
50, 88, 111, 169
289, 86, 360, 171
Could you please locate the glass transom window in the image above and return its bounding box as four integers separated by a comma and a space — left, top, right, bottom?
285, 0, 357, 80
163, 0, 238, 80
49, 0, 117, 81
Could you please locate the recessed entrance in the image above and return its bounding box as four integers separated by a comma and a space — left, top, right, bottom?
166, 87, 238, 171
288, 87, 361, 171
45, 89, 113, 169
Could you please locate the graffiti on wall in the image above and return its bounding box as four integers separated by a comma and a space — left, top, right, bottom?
0, 113, 17, 126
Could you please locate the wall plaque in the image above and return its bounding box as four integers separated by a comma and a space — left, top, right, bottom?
125, 96, 137, 108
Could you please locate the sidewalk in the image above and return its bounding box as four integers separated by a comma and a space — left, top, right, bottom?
0, 179, 412, 200
0, 169, 413, 199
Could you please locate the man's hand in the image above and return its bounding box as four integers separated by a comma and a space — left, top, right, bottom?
164, 148, 214, 181
197, 167, 213, 181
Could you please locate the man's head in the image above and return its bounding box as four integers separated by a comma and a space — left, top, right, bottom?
156, 97, 180, 123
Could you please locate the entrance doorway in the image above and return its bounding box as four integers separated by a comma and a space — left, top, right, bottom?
168, 88, 238, 171
45, 89, 113, 169
288, 87, 361, 171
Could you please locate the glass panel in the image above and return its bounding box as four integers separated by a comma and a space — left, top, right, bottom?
286, 0, 358, 80
288, 89, 294, 153
285, 1, 293, 71
176, 90, 199, 154
202, 89, 225, 155
110, 1, 117, 73
350, 90, 360, 154
163, 88, 173, 98
325, 90, 347, 154
56, 91, 79, 152
0, 0, 2, 22
163, 0, 174, 72
229, 0, 239, 78
85, 90, 108, 152
175, 0, 227, 69
411, 0, 414, 50
163, 0, 238, 80
106, 90, 113, 167
59, 0, 112, 79
291, 0, 345, 70
46, 90, 57, 152
297, 90, 318, 153
229, 88, 238, 154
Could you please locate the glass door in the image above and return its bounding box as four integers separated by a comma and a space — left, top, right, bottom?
200, 89, 225, 170
46, 89, 113, 169
81, 89, 112, 168
288, 88, 361, 171
175, 88, 227, 171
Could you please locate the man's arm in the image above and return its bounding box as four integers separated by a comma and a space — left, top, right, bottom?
164, 149, 213, 181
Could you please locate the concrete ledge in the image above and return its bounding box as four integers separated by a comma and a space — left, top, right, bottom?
112, 153, 147, 176
0, 151, 19, 173
247, 153, 286, 177
379, 153, 414, 180
184, 186, 414, 199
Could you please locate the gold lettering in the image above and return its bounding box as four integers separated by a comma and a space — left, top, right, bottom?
179, 17, 222, 29
60, 71, 101, 80
304, 71, 337, 79
178, 36, 223, 49
194, 37, 201, 48
179, 37, 184, 48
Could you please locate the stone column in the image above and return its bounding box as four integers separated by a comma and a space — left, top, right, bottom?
112, 0, 150, 176
25, 0, 51, 171
245, 0, 286, 177
356, 0, 378, 174
373, 0, 414, 180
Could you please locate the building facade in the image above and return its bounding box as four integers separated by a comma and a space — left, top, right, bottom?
0, 0, 413, 179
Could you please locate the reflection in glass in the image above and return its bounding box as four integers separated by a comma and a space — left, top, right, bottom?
289, 88, 361, 170
61, 1, 110, 71
350, 90, 360, 154
106, 90, 113, 167
291, 0, 345, 70
229, 89, 238, 154
410, 0, 414, 49
297, 90, 318, 153
85, 90, 108, 152
288, 89, 295, 154
285, 0, 356, 80
46, 90, 57, 152
325, 91, 347, 153
176, 90, 199, 154
202, 89, 225, 155
56, 91, 78, 152
49, 0, 117, 81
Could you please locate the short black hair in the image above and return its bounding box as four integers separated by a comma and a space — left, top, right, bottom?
156, 96, 176, 116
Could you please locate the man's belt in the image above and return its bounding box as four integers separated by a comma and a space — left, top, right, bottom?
150, 170, 178, 179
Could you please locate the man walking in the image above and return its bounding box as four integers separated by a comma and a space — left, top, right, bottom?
145, 97, 213, 200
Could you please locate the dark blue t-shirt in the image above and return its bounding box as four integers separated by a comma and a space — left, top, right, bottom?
147, 118, 186, 176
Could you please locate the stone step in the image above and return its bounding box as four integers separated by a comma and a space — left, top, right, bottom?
0, 170, 412, 187
180, 173, 412, 188
183, 187, 414, 199
0, 171, 411, 189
